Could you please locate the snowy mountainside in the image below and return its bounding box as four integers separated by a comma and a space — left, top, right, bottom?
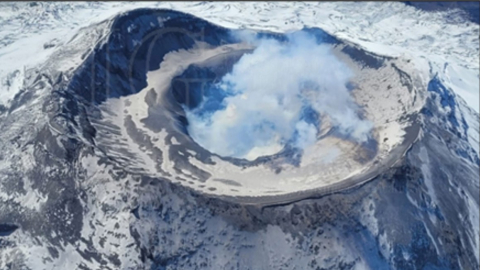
0, 2, 478, 270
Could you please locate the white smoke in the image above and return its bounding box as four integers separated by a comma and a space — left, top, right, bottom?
185, 31, 373, 160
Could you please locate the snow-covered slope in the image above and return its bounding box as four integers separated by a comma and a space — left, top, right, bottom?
0, 2, 478, 270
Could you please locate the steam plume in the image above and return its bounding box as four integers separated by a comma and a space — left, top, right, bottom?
185, 31, 373, 160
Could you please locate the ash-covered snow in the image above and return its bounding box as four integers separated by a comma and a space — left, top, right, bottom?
0, 2, 478, 270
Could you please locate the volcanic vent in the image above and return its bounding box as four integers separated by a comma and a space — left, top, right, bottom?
73, 9, 425, 204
